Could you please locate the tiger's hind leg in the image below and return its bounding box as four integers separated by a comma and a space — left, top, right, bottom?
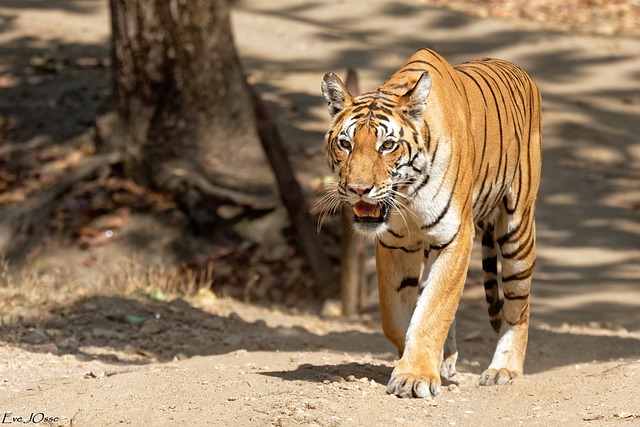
478, 204, 536, 386
481, 225, 503, 333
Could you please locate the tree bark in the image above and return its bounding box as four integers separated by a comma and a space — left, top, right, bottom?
102, 0, 275, 220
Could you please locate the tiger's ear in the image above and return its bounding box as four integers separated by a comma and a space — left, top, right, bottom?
322, 73, 353, 117
402, 72, 432, 123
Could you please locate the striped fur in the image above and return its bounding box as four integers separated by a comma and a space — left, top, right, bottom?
319, 49, 541, 398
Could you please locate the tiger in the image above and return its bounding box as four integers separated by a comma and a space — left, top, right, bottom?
318, 48, 542, 398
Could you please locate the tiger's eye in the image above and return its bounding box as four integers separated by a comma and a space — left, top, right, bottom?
381, 139, 396, 152
338, 138, 351, 150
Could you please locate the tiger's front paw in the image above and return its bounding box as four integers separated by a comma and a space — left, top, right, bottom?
477, 367, 521, 386
386, 366, 442, 398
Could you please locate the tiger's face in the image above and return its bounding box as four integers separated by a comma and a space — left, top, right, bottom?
321, 72, 432, 236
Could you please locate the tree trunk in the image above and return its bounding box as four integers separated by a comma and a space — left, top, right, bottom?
101, 0, 275, 221
340, 69, 365, 316
100, 0, 336, 290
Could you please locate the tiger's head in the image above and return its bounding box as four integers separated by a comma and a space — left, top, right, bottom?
319, 71, 432, 236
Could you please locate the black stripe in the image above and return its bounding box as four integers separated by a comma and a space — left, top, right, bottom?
398, 67, 434, 74
496, 219, 523, 246
488, 299, 503, 317
502, 228, 534, 260
481, 229, 495, 247
490, 318, 502, 333
506, 314, 528, 327
386, 228, 404, 239
430, 228, 459, 251
421, 157, 461, 230
375, 89, 396, 97
404, 59, 431, 66
398, 277, 419, 291
378, 240, 421, 253
464, 66, 509, 197
421, 194, 452, 229
502, 262, 536, 282
422, 124, 431, 153
409, 173, 430, 197
457, 68, 489, 153
483, 279, 498, 290
503, 292, 530, 300
482, 256, 498, 275
474, 165, 493, 216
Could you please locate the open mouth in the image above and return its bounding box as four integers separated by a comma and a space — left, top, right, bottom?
352, 201, 388, 223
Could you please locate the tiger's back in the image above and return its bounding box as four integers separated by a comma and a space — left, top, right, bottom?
373, 50, 542, 223
456, 58, 541, 337
456, 58, 542, 223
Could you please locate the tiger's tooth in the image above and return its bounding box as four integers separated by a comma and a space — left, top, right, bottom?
353, 206, 363, 217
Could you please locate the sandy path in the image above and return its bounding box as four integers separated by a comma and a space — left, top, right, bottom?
0, 1, 639, 426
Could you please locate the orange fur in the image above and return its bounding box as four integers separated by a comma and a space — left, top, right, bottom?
320, 48, 541, 398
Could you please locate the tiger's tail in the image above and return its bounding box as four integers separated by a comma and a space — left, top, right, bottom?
482, 227, 503, 332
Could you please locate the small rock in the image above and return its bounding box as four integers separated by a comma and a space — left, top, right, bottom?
22, 327, 50, 345
92, 328, 124, 340
169, 297, 191, 310
320, 299, 342, 318
57, 336, 80, 349
217, 205, 244, 220
613, 412, 634, 419
202, 318, 225, 331
83, 302, 99, 311
139, 321, 164, 335
327, 374, 345, 383
448, 384, 460, 393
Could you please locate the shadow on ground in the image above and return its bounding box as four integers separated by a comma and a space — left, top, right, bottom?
1, 293, 638, 377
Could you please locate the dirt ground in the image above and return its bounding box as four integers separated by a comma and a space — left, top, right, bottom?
1, 0, 640, 426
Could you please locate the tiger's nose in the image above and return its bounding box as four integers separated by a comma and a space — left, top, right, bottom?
347, 184, 372, 196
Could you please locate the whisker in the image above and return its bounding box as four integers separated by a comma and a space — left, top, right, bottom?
389, 191, 419, 221
387, 199, 411, 238
311, 183, 345, 233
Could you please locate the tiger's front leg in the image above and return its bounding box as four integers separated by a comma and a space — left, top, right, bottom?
382, 230, 472, 398
376, 241, 423, 357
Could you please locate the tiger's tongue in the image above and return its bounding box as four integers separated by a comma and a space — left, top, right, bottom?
353, 201, 382, 217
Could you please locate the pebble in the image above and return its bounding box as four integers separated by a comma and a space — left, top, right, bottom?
320, 300, 342, 318
327, 374, 345, 383
91, 328, 124, 340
